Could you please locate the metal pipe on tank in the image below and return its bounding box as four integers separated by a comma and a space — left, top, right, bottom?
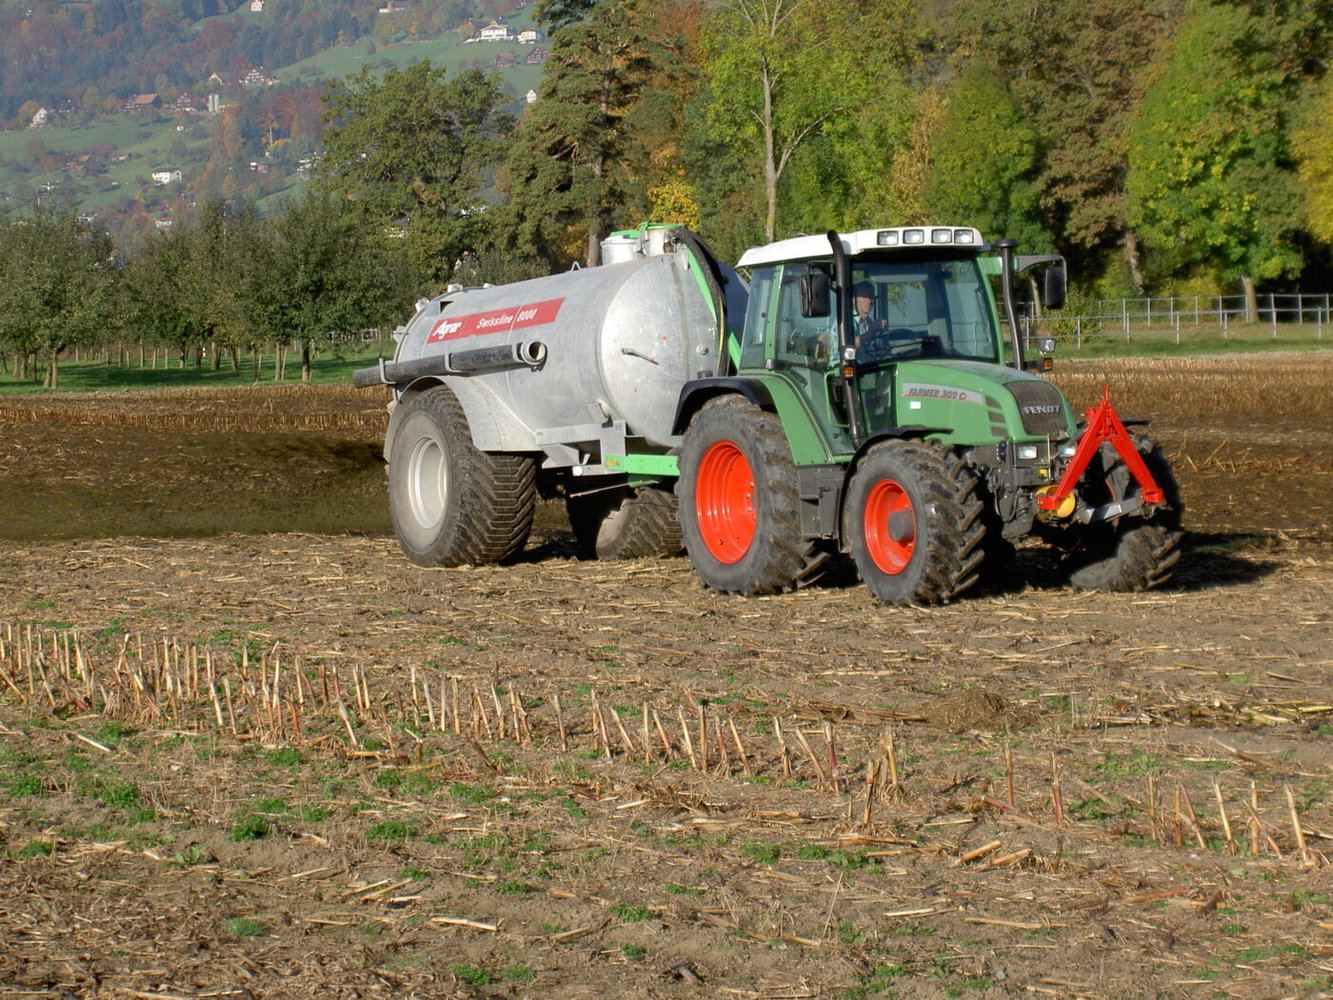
446, 341, 547, 373
351, 341, 547, 387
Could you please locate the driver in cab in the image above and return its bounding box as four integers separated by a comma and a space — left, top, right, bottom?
851, 281, 884, 349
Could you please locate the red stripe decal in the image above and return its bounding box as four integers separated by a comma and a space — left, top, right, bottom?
425, 297, 565, 344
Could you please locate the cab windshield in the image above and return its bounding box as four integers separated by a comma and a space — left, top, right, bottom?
848, 255, 999, 364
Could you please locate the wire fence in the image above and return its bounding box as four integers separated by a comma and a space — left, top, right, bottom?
1024, 292, 1332, 347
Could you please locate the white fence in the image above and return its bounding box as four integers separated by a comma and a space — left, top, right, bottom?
1026, 292, 1332, 347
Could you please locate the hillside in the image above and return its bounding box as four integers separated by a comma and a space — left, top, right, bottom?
0, 0, 541, 234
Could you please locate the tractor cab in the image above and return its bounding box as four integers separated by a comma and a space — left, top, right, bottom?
735, 227, 1057, 451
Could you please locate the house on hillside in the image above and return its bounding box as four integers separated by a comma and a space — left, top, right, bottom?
29, 106, 50, 127
378, 0, 408, 11
477, 19, 510, 41
525, 88, 537, 104
241, 68, 271, 88
123, 93, 161, 113
525, 47, 547, 64
175, 92, 203, 112
151, 168, 183, 185
517, 28, 541, 44
495, 52, 516, 68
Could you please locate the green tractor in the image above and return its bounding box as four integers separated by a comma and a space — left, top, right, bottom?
666, 226, 1183, 604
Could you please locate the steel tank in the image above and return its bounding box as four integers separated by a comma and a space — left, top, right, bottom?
391, 244, 718, 452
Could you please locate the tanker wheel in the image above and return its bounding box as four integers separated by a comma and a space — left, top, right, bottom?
677, 395, 825, 595
566, 485, 683, 559
388, 385, 536, 567
1062, 436, 1183, 592
847, 439, 984, 605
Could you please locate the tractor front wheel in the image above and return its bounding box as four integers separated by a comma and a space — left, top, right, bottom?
677, 395, 824, 594
388, 385, 536, 567
1062, 437, 1183, 591
847, 440, 984, 605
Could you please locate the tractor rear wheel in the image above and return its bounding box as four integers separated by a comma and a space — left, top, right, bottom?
388, 385, 536, 567
567, 485, 682, 559
677, 395, 824, 594
1062, 436, 1183, 591
847, 440, 985, 605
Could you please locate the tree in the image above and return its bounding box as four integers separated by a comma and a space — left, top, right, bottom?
1291, 78, 1333, 246
124, 199, 265, 372
250, 190, 417, 381
922, 64, 1050, 249
122, 224, 205, 365
938, 0, 1183, 291
0, 208, 119, 388
697, 0, 921, 243
316, 61, 510, 285
500, 0, 656, 268
1127, 2, 1303, 308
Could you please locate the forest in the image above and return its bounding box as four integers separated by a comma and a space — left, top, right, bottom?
1, 0, 1332, 385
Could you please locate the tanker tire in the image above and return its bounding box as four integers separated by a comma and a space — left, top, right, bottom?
847, 439, 985, 606
388, 386, 536, 567
677, 395, 825, 595
1062, 437, 1183, 592
567, 486, 683, 559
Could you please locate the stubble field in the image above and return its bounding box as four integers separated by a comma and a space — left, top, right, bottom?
0, 352, 1330, 1000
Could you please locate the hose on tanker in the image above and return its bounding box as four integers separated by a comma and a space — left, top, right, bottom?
672, 229, 731, 377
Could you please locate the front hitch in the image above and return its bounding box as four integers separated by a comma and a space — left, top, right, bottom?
1038, 386, 1165, 516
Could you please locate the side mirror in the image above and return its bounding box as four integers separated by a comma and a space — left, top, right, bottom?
800, 271, 831, 318
1043, 262, 1067, 311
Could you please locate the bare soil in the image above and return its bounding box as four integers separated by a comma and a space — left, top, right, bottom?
0, 355, 1330, 1000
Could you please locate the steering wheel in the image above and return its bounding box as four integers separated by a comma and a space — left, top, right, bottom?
859, 327, 921, 361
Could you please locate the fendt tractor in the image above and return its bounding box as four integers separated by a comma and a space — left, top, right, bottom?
354, 223, 1182, 605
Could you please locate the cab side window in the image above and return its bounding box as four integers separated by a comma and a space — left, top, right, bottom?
776, 263, 835, 367
739, 266, 776, 370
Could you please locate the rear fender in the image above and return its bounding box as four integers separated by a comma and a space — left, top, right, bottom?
384, 376, 534, 464
672, 377, 775, 436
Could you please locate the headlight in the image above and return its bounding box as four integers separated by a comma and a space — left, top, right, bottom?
1018, 445, 1039, 460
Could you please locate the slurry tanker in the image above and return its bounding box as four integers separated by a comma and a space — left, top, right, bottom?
354, 224, 1181, 604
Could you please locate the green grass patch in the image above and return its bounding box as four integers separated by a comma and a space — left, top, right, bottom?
1092, 749, 1166, 777
228, 815, 272, 841
0, 344, 398, 394
450, 963, 494, 986
7, 773, 45, 798
12, 840, 56, 858
366, 819, 417, 842
743, 841, 781, 864
609, 903, 654, 923
223, 917, 266, 939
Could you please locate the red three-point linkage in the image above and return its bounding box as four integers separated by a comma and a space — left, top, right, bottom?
1037, 385, 1165, 512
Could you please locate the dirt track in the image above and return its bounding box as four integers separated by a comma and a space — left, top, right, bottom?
0, 354, 1330, 1000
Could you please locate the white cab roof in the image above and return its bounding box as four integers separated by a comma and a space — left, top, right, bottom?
736, 226, 989, 268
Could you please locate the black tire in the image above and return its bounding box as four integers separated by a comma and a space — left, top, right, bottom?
676, 395, 825, 595
566, 485, 683, 559
973, 480, 1021, 591
1062, 436, 1183, 591
847, 439, 985, 605
387, 385, 536, 567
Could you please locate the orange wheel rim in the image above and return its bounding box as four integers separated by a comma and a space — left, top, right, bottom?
696, 441, 755, 564
864, 479, 915, 574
